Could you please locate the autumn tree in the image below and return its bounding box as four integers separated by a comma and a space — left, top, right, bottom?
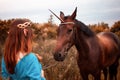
89, 22, 109, 33
110, 21, 120, 39
0, 19, 14, 44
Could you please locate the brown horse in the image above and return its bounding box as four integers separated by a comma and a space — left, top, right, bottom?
52, 8, 120, 80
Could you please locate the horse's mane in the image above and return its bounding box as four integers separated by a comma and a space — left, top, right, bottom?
64, 16, 94, 37
75, 19, 95, 37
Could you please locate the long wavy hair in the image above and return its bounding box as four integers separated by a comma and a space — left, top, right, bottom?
4, 19, 33, 74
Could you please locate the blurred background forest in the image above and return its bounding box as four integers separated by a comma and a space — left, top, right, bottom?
0, 15, 120, 80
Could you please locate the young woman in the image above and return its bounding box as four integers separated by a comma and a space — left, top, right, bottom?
1, 19, 46, 80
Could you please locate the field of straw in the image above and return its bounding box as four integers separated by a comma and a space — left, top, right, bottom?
32, 38, 120, 80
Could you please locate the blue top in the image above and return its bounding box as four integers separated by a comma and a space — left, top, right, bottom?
1, 52, 46, 80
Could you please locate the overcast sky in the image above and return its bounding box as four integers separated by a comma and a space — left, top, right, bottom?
0, 0, 120, 26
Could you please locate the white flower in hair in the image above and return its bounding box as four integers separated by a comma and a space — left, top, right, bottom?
17, 22, 31, 29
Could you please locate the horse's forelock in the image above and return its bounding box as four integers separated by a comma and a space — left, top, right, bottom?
64, 16, 71, 20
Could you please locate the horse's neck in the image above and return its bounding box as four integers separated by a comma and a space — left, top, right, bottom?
74, 33, 90, 58
74, 20, 96, 58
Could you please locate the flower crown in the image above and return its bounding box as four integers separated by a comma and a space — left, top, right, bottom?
17, 22, 31, 29
17, 22, 31, 36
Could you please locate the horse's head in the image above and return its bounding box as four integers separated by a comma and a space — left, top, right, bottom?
53, 8, 77, 61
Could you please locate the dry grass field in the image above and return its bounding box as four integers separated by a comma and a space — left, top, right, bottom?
33, 39, 120, 80
0, 38, 120, 80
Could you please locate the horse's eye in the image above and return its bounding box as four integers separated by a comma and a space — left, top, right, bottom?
67, 29, 72, 34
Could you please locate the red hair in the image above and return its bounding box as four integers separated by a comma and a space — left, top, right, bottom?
4, 19, 33, 74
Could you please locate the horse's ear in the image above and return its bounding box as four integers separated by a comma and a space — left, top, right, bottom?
60, 11, 64, 20
71, 7, 77, 19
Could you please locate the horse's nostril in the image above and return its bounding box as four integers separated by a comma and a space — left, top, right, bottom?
54, 52, 62, 58
58, 53, 62, 57
54, 52, 65, 61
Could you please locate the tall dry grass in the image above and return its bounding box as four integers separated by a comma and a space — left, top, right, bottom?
32, 38, 120, 80
32, 39, 81, 80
